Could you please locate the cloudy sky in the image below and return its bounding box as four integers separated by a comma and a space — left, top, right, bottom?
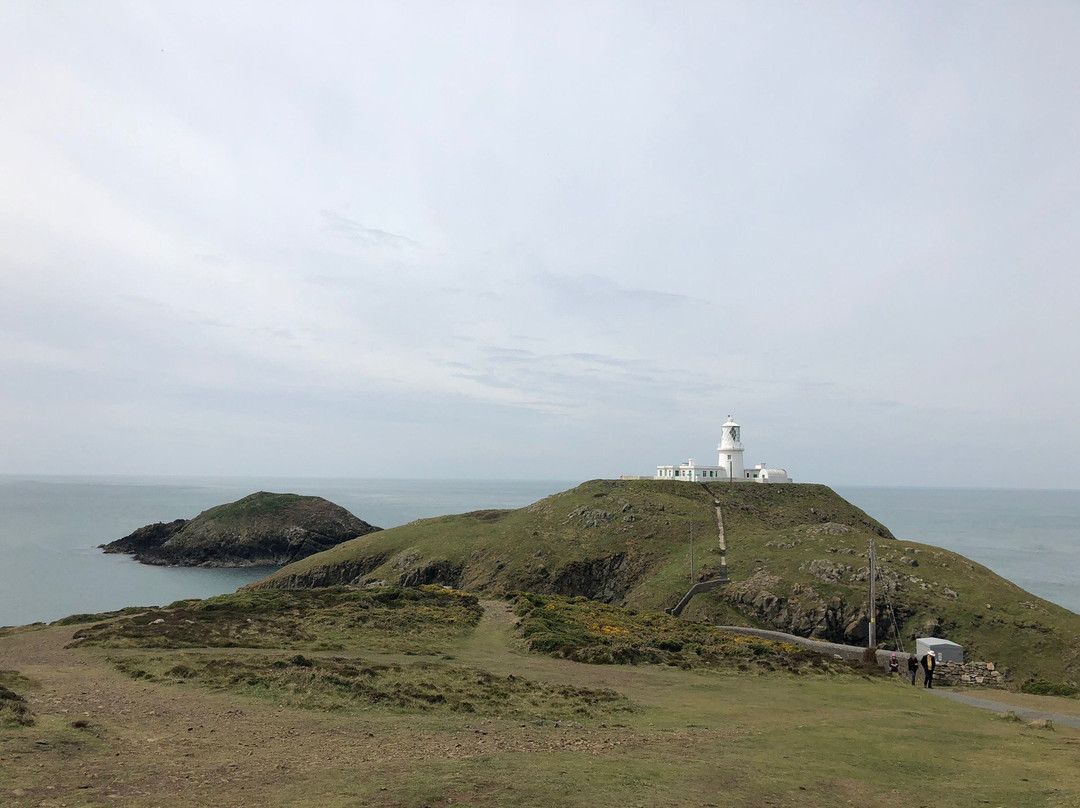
1, 2, 1077, 487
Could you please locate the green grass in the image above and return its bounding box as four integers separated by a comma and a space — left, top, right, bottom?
513, 593, 866, 675
0, 670, 35, 728
107, 651, 632, 721
50, 606, 160, 626
5, 591, 1080, 807
69, 585, 482, 653
250, 480, 1080, 685
202, 492, 307, 520
263, 671, 1080, 808
1021, 679, 1079, 697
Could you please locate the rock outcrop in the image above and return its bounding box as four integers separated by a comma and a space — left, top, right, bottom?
101, 492, 380, 567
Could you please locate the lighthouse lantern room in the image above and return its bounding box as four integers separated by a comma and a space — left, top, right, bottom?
717, 416, 745, 481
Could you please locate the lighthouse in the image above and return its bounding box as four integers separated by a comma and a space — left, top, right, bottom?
717, 416, 745, 481
653, 416, 790, 483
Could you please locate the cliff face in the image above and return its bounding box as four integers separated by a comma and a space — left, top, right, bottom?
101, 492, 381, 567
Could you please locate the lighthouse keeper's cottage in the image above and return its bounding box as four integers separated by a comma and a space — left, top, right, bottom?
655, 417, 791, 483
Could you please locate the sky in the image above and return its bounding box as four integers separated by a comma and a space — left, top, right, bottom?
1, 2, 1078, 488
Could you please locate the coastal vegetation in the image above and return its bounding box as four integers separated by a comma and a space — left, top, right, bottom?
253, 480, 1080, 686
514, 593, 835, 672
70, 585, 482, 653
0, 671, 35, 728
107, 650, 632, 721
3, 588, 1079, 807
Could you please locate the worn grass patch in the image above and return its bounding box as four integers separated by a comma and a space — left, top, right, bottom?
51, 605, 161, 626
69, 585, 482, 653
0, 670, 35, 728
108, 652, 632, 721
513, 594, 860, 675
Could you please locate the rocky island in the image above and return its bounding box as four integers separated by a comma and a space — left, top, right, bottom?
100, 491, 381, 567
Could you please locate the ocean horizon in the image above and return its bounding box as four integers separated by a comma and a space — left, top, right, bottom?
2, 475, 1077, 627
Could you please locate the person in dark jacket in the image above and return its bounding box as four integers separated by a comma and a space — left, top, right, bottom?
920, 650, 937, 688
889, 653, 899, 675
907, 653, 919, 685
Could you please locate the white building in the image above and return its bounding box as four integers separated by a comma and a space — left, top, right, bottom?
655, 417, 791, 484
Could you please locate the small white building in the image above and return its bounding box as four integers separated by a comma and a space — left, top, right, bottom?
655, 417, 791, 484
916, 637, 964, 664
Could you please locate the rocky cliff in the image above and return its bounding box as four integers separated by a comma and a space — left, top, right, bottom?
101, 492, 381, 567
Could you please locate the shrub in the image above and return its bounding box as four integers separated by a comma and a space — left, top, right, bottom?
1021, 679, 1078, 697
0, 684, 34, 727
513, 594, 832, 673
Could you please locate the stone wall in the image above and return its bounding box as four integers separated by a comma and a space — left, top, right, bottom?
932, 660, 1008, 689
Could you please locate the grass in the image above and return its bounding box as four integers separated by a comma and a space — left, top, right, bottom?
203, 492, 307, 519
1022, 679, 1079, 697
0, 670, 35, 728
4, 591, 1080, 807
250, 479, 1080, 686
69, 585, 482, 653
512, 593, 866, 675
107, 651, 632, 721
50, 605, 161, 626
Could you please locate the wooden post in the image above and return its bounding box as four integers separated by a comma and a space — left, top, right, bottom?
869, 537, 877, 649
689, 523, 694, 583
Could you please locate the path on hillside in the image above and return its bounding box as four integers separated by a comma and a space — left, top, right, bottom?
717, 623, 1080, 728
929, 689, 1080, 728
667, 488, 729, 617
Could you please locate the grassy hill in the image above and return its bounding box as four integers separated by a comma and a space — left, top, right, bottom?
251, 480, 1080, 687
4, 587, 1080, 807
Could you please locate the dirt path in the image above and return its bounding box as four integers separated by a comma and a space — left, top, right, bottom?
930, 689, 1080, 728
0, 608, 649, 807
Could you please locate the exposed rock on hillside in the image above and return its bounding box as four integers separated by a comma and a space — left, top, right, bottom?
101, 492, 381, 567
245, 479, 1080, 685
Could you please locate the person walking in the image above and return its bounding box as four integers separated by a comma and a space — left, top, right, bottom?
907, 653, 919, 685
920, 649, 937, 689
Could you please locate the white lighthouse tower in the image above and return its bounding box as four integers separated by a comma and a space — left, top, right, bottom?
717, 416, 745, 481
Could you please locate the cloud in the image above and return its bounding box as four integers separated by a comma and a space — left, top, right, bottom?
531, 272, 708, 310
320, 210, 419, 249
0, 3, 1077, 485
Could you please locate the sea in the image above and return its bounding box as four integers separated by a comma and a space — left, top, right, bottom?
1, 476, 1078, 627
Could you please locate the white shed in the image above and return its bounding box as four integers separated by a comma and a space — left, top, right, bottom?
915, 637, 964, 664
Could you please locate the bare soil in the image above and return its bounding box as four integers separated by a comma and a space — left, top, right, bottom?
3, 600, 1079, 808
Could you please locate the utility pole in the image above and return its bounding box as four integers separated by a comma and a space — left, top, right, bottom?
689, 523, 694, 583
868, 537, 877, 649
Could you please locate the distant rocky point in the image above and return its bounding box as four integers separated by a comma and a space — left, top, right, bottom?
100, 492, 381, 567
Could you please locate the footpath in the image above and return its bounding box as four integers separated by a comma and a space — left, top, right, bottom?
718, 624, 1080, 728
929, 689, 1080, 729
